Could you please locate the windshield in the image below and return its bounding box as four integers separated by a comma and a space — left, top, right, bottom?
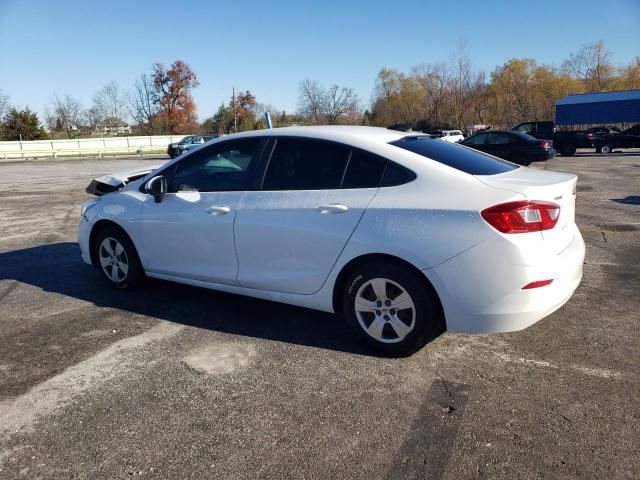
390, 136, 518, 175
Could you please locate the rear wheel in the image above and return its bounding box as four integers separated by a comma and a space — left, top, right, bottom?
600, 144, 612, 154
94, 226, 144, 289
343, 263, 443, 356
559, 144, 576, 156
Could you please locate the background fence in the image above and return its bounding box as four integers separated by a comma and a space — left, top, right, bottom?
0, 135, 190, 159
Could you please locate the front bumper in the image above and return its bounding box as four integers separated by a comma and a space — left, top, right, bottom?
426, 224, 585, 333
78, 216, 93, 266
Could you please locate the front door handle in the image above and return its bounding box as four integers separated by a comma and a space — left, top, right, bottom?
206, 205, 231, 215
316, 204, 349, 214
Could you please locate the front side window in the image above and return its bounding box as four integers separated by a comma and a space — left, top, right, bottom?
168, 138, 260, 192
262, 138, 350, 190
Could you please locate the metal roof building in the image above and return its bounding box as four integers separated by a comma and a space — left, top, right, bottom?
555, 89, 640, 125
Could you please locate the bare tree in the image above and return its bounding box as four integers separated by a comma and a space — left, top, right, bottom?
413, 63, 450, 127
92, 81, 128, 129
561, 40, 614, 91
323, 85, 361, 123
298, 79, 325, 123
0, 89, 10, 138
0, 89, 9, 120
250, 102, 281, 128
50, 94, 83, 138
84, 106, 103, 131
297, 79, 361, 124
130, 74, 159, 132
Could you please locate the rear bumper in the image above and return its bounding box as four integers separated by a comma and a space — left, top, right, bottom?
531, 149, 556, 162
426, 224, 585, 333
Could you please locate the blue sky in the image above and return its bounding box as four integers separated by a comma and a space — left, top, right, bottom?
1, 0, 638, 121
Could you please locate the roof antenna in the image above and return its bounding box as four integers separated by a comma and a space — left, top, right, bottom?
387, 123, 412, 132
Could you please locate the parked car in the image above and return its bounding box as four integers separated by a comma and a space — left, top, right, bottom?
80, 126, 584, 356
460, 130, 555, 165
429, 130, 465, 143
590, 126, 640, 153
510, 121, 595, 156
622, 123, 640, 136
167, 135, 217, 158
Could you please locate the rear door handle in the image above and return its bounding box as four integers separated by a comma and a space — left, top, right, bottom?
206, 205, 231, 215
316, 204, 349, 214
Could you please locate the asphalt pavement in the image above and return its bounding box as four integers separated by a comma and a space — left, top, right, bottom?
0, 151, 638, 479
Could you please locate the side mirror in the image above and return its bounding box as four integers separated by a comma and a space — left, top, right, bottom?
145, 175, 167, 203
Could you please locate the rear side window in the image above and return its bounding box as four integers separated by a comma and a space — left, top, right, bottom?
342, 150, 387, 189
262, 138, 349, 190
487, 132, 510, 144
390, 136, 518, 175
463, 132, 488, 145
381, 163, 415, 186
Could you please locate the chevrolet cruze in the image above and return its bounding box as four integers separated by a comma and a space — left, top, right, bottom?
79, 126, 585, 355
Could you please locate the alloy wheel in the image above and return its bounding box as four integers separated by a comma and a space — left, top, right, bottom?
354, 277, 416, 343
99, 237, 129, 283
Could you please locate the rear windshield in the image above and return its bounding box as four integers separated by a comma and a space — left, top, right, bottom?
512, 131, 537, 141
390, 136, 518, 175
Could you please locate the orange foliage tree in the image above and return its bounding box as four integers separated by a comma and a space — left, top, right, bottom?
152, 60, 199, 134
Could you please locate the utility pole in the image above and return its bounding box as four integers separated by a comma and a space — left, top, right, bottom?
232, 87, 237, 133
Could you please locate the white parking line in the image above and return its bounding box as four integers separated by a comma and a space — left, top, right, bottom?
494, 352, 624, 379
0, 321, 184, 440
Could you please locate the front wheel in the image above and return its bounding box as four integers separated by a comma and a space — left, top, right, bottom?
343, 263, 444, 356
600, 144, 612, 154
94, 226, 144, 289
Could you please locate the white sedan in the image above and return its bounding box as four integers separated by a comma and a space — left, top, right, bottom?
78, 126, 584, 355
430, 129, 465, 143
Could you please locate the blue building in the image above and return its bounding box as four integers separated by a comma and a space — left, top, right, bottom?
555, 89, 640, 126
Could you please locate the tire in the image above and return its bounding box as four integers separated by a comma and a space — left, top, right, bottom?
342, 262, 444, 356
559, 144, 576, 156
600, 145, 612, 154
93, 225, 144, 289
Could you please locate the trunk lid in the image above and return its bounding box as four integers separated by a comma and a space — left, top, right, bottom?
475, 167, 578, 252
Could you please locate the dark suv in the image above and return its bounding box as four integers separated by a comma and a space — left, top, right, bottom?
167, 135, 218, 158
511, 121, 598, 156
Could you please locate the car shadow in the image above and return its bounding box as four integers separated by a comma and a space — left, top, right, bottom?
0, 242, 371, 356
573, 151, 640, 157
611, 196, 640, 205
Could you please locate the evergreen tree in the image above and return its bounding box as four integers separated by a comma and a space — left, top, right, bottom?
1, 107, 47, 140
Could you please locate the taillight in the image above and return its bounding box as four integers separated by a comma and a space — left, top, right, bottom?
481, 201, 560, 233
522, 279, 554, 289
539, 140, 552, 149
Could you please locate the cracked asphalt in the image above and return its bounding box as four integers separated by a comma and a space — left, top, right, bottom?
0, 151, 638, 479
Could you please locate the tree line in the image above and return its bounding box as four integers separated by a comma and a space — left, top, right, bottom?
367, 40, 640, 131
1, 40, 638, 141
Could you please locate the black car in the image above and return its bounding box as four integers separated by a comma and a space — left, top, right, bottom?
167, 135, 217, 158
459, 130, 555, 165
510, 121, 595, 156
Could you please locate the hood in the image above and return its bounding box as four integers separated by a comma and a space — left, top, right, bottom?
86, 164, 162, 196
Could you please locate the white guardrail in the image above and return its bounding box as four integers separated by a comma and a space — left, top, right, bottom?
0, 135, 190, 159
